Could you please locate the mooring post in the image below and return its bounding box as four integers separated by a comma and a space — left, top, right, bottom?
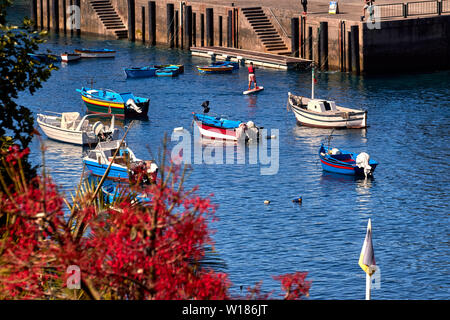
291, 17, 299, 57
51, 0, 59, 33
175, 10, 179, 47
319, 21, 328, 70
184, 5, 192, 49
31, 0, 37, 30
347, 30, 352, 73
148, 1, 156, 45
206, 8, 214, 47
350, 25, 360, 74
62, 0, 67, 34
219, 16, 223, 47
227, 10, 232, 47
46, 0, 50, 31
192, 12, 197, 47
75, 0, 80, 36
300, 16, 304, 58
128, 0, 135, 41
308, 26, 313, 60
200, 13, 205, 46
167, 3, 174, 48
141, 6, 145, 42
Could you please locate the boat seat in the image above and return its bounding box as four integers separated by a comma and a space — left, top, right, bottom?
330, 154, 353, 161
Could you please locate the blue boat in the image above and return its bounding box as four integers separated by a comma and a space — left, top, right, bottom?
28, 53, 59, 64
74, 48, 116, 58
83, 140, 158, 181
211, 61, 239, 70
124, 66, 157, 78
76, 87, 149, 118
155, 66, 180, 77
319, 144, 378, 177
101, 181, 152, 204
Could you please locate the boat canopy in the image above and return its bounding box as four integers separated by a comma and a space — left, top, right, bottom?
307, 99, 337, 113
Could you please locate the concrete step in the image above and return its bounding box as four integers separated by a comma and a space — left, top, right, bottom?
267, 46, 288, 51
250, 22, 272, 27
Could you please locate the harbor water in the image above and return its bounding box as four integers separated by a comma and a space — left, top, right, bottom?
17, 34, 449, 300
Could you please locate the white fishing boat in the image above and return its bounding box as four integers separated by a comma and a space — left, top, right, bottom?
287, 67, 367, 129
37, 112, 119, 145
61, 52, 81, 62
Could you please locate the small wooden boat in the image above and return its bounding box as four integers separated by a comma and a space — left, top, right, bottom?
243, 86, 264, 95
83, 140, 158, 181
76, 87, 149, 118
61, 52, 81, 62
124, 66, 157, 78
74, 48, 116, 58
28, 53, 59, 64
192, 105, 260, 142
287, 66, 367, 129
37, 112, 119, 145
155, 66, 179, 77
197, 65, 233, 74
211, 61, 239, 70
154, 64, 184, 73
319, 144, 378, 177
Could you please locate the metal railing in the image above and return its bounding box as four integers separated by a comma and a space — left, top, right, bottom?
268, 7, 291, 38
376, 0, 448, 19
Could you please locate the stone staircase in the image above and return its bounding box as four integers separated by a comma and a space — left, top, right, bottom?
241, 7, 290, 55
89, 0, 128, 39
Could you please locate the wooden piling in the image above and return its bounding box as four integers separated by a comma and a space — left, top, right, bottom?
167, 3, 174, 48
39, 0, 43, 29
300, 16, 304, 58
175, 10, 179, 47
192, 12, 197, 47
347, 30, 352, 73
128, 0, 135, 41
291, 17, 299, 57
51, 0, 59, 32
141, 6, 145, 43
200, 13, 204, 47
206, 8, 214, 47
308, 26, 313, 60
319, 21, 328, 70
46, 0, 50, 31
227, 10, 232, 47
350, 25, 360, 74
62, 0, 67, 34
219, 15, 223, 47
31, 0, 37, 30
148, 1, 156, 45
184, 5, 192, 49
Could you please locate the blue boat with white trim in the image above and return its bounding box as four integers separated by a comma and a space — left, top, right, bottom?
124, 66, 157, 78
319, 144, 378, 177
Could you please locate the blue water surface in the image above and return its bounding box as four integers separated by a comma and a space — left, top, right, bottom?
17, 34, 450, 300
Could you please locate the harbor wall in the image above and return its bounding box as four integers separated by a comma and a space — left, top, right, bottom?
32, 0, 450, 73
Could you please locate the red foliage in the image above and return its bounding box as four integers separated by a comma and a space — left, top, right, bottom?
0, 147, 311, 300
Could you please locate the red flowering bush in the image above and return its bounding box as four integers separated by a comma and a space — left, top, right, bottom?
0, 146, 311, 300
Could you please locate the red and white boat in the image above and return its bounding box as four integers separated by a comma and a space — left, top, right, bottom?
192, 112, 259, 142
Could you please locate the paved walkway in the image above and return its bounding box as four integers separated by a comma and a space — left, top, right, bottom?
187, 0, 445, 22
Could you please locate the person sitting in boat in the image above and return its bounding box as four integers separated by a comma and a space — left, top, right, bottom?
247, 62, 258, 90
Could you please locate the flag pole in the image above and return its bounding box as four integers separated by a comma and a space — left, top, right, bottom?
365, 272, 371, 300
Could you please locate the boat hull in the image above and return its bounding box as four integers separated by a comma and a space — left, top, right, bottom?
74, 49, 115, 58
291, 105, 367, 129
197, 66, 233, 74
61, 54, 81, 62
194, 121, 238, 141
37, 119, 92, 145
125, 68, 157, 78
84, 159, 129, 181
81, 94, 149, 119
319, 145, 378, 176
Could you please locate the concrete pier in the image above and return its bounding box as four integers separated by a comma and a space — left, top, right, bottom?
33, 0, 450, 73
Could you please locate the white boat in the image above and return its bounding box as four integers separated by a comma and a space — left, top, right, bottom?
61, 52, 81, 62
287, 67, 367, 129
74, 48, 116, 58
37, 112, 119, 145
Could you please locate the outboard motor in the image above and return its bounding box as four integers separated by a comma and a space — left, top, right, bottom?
93, 121, 113, 142
126, 98, 143, 114
356, 152, 372, 177
245, 121, 259, 141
